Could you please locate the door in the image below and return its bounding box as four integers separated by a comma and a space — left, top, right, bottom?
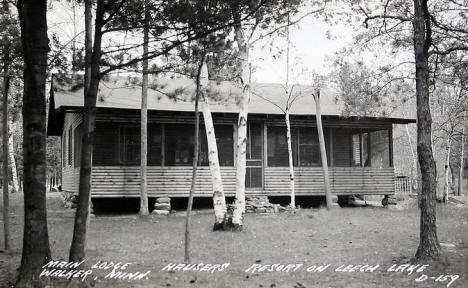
245, 122, 263, 189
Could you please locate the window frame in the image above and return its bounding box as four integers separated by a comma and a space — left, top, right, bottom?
119, 125, 141, 165
266, 125, 327, 168
67, 127, 73, 166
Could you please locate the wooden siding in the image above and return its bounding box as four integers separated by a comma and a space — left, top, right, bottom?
91, 166, 237, 197
331, 167, 395, 195
90, 166, 394, 197
62, 113, 82, 194
61, 110, 396, 198
264, 167, 394, 196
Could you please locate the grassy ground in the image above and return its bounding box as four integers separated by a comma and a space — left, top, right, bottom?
0, 192, 467, 288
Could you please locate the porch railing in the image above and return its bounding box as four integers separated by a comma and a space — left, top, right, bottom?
395, 176, 412, 194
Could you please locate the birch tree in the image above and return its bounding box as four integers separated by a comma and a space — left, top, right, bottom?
68, 0, 266, 260
200, 61, 229, 230
228, 0, 310, 229
230, 14, 251, 228
254, 85, 304, 209
8, 129, 19, 193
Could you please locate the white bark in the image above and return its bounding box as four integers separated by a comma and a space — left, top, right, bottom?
202, 97, 227, 225
285, 110, 295, 208
232, 25, 251, 228
444, 136, 452, 202
459, 114, 465, 196
8, 131, 18, 193
139, 4, 149, 216
199, 62, 227, 226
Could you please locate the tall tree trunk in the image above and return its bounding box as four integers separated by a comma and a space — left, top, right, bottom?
443, 136, 452, 202
70, 0, 103, 262
231, 26, 250, 229
284, 16, 295, 209
449, 158, 457, 195
2, 38, 10, 252
185, 59, 203, 263
139, 3, 149, 216
6, 118, 19, 194
413, 0, 440, 259
313, 91, 334, 210
285, 110, 295, 208
9, 131, 19, 193
458, 114, 465, 196
200, 63, 227, 230
17, 0, 51, 285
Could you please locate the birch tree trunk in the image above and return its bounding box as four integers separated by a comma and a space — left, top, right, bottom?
443, 136, 452, 202
459, 115, 465, 196
2, 39, 10, 251
284, 17, 295, 209
8, 132, 19, 193
285, 110, 295, 208
313, 91, 334, 209
17, 0, 51, 284
413, 0, 440, 259
139, 3, 149, 216
231, 26, 250, 229
200, 68, 228, 229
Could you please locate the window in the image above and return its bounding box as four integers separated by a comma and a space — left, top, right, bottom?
351, 133, 361, 166
91, 122, 234, 167
93, 123, 119, 166
347, 129, 390, 168
362, 132, 370, 166
62, 132, 66, 167
370, 130, 390, 167
74, 123, 83, 167
198, 125, 234, 166
67, 128, 72, 166
298, 127, 321, 166
148, 124, 162, 166
333, 129, 351, 167
120, 126, 140, 164
267, 126, 298, 167
165, 124, 234, 166
165, 124, 196, 166
267, 126, 328, 167
215, 125, 234, 166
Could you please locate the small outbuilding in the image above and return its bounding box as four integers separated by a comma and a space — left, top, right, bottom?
47, 76, 415, 200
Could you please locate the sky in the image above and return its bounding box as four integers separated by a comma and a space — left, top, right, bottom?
251, 15, 354, 84
47, 1, 356, 85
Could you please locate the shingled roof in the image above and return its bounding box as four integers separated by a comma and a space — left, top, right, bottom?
51, 76, 415, 120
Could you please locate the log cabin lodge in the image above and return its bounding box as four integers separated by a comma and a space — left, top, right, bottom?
47, 76, 415, 203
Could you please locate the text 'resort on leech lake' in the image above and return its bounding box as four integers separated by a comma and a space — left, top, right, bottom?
39, 260, 460, 287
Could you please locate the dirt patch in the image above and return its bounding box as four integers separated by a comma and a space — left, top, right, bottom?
0, 193, 467, 288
